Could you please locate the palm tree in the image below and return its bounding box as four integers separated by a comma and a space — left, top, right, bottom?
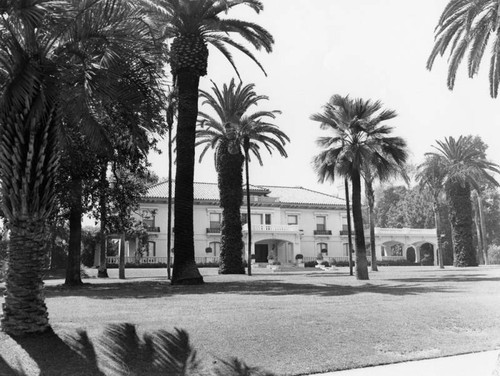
416, 155, 447, 268
0, 0, 68, 335
54, 0, 165, 286
312, 95, 407, 280
427, 136, 500, 266
0, 0, 165, 335
139, 0, 274, 284
427, 0, 500, 97
196, 79, 288, 274
364, 153, 408, 272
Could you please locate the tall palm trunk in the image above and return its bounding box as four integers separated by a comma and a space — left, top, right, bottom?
65, 174, 83, 286
0, 87, 58, 335
433, 199, 444, 269
244, 137, 252, 276
448, 183, 477, 267
472, 193, 484, 265
98, 161, 108, 278
3, 222, 50, 335
217, 139, 245, 274
365, 180, 378, 271
351, 171, 369, 280
477, 192, 489, 264
171, 71, 203, 285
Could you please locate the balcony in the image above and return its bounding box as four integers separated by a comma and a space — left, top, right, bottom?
314, 229, 332, 236
206, 227, 221, 234
242, 224, 300, 233
145, 226, 160, 232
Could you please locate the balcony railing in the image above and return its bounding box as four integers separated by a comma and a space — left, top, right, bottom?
314, 230, 332, 235
242, 224, 300, 232
206, 227, 221, 234
145, 226, 160, 232
107, 256, 220, 265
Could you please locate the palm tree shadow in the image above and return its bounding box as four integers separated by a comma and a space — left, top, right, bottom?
1, 328, 104, 376
0, 324, 274, 376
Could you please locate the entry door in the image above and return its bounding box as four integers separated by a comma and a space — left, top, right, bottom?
255, 244, 269, 263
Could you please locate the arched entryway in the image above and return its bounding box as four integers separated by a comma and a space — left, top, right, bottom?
419, 242, 434, 265
406, 247, 416, 263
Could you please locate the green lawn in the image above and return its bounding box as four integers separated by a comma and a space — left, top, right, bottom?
1, 266, 500, 375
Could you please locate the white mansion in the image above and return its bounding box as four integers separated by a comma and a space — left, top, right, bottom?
115, 181, 438, 266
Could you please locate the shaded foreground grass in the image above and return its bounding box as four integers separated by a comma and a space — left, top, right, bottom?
0, 266, 500, 375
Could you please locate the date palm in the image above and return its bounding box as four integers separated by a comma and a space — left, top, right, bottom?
312, 95, 407, 280
197, 79, 288, 274
427, 0, 500, 97
139, 0, 274, 284
427, 136, 499, 266
0, 0, 164, 335
0, 0, 68, 335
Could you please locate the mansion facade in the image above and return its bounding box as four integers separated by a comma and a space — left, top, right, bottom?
130, 181, 352, 265
116, 181, 437, 266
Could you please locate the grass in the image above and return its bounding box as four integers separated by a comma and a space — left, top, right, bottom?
1, 265, 500, 375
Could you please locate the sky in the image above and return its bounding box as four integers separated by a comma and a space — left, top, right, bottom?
148, 0, 500, 197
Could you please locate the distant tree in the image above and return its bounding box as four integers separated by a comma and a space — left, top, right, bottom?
375, 186, 407, 228
375, 186, 435, 229
197, 79, 288, 274
427, 136, 500, 266
428, 0, 500, 97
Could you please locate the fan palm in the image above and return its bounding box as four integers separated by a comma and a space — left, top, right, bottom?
427, 0, 500, 97
427, 136, 500, 266
58, 0, 161, 285
416, 155, 447, 268
138, 0, 274, 284
312, 95, 407, 280
363, 147, 408, 272
197, 79, 288, 274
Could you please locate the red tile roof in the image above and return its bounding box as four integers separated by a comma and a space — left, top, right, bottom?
144, 181, 345, 207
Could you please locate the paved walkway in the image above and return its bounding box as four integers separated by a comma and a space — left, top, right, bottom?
310, 350, 500, 376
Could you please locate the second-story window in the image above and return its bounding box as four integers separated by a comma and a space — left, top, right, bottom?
316, 216, 327, 231
210, 213, 221, 231
287, 215, 298, 225
265, 214, 272, 225
141, 209, 157, 230
341, 214, 348, 231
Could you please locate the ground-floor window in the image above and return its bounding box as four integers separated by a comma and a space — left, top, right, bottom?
317, 242, 328, 255
343, 243, 350, 256
209, 241, 221, 256
147, 241, 156, 257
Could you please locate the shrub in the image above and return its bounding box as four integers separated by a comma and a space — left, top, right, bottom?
488, 245, 500, 264
320, 261, 329, 267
